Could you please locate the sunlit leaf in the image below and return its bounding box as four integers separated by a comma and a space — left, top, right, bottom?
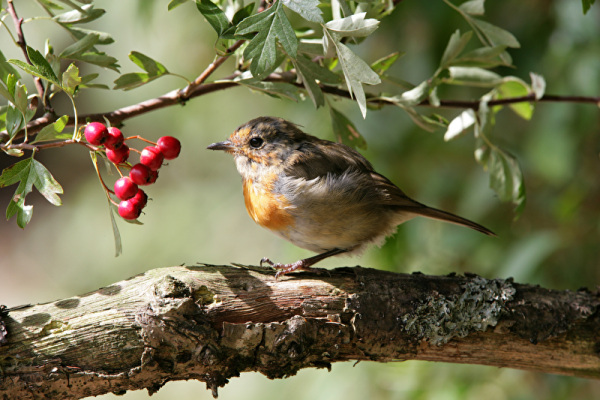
67, 27, 114, 45
325, 12, 379, 37
32, 115, 70, 143
129, 51, 168, 76
496, 77, 533, 120
447, 66, 502, 86
282, 0, 323, 23
529, 72, 546, 100
196, 0, 231, 37
0, 157, 63, 228
61, 64, 81, 96
9, 47, 60, 85
236, 1, 298, 78
444, 109, 476, 141
54, 4, 105, 24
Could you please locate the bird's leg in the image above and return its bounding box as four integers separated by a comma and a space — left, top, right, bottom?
260, 248, 348, 278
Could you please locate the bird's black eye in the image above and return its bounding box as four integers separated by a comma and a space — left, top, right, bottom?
249, 137, 264, 148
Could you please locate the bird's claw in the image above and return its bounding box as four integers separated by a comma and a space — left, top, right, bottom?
260, 257, 324, 279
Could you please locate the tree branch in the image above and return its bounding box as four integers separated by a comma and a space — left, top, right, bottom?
1, 265, 599, 399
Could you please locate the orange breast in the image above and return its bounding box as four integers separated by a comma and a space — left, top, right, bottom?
243, 178, 293, 231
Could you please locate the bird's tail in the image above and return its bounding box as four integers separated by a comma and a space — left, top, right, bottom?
415, 205, 496, 236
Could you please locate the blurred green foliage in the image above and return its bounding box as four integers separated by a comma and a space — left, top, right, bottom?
1, 0, 598, 399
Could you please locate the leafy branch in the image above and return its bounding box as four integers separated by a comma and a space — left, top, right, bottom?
0, 0, 598, 237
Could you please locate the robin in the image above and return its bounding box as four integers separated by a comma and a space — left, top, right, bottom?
208, 116, 494, 278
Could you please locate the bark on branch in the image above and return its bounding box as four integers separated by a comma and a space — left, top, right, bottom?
1, 264, 599, 399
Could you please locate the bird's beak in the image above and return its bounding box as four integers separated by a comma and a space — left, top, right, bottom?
207, 140, 233, 152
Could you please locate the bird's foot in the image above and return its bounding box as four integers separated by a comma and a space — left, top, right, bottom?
260, 257, 324, 279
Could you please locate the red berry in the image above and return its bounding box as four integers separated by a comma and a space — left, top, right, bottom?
105, 127, 124, 150
106, 144, 130, 164
130, 189, 148, 209
114, 177, 138, 200
157, 136, 181, 159
140, 146, 164, 171
118, 199, 141, 220
84, 122, 108, 146
129, 163, 156, 185
147, 169, 159, 184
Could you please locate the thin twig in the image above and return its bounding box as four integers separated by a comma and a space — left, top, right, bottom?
2, 139, 97, 152
180, 40, 245, 99
6, 0, 46, 103
3, 71, 599, 146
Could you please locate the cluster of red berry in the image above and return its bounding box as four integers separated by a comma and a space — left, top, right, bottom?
83, 122, 181, 220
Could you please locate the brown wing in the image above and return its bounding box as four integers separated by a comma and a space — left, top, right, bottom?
284, 137, 374, 180
285, 138, 495, 236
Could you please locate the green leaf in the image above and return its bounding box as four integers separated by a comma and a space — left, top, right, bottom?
59, 33, 100, 58
129, 51, 168, 76
447, 66, 502, 86
5, 104, 24, 139
54, 4, 105, 24
459, 0, 485, 15
108, 200, 123, 256
0, 51, 20, 83
282, 0, 324, 23
237, 80, 301, 102
37, 0, 63, 11
451, 45, 508, 68
529, 72, 546, 100
79, 73, 99, 86
113, 72, 152, 90
113, 52, 170, 90
196, 0, 231, 37
324, 29, 380, 118
0, 157, 63, 228
325, 12, 379, 38
232, 3, 256, 25
444, 109, 477, 141
168, 0, 190, 10
67, 27, 114, 45
440, 30, 472, 67
68, 52, 120, 71
32, 115, 70, 143
371, 52, 402, 75
236, 1, 298, 78
582, 0, 596, 14
10, 47, 60, 85
472, 19, 520, 48
61, 64, 81, 96
13, 81, 28, 116
329, 107, 366, 149
496, 77, 533, 120
394, 80, 430, 106
293, 55, 340, 107
489, 147, 526, 214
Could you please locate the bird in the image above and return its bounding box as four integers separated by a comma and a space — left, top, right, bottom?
207, 116, 495, 278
